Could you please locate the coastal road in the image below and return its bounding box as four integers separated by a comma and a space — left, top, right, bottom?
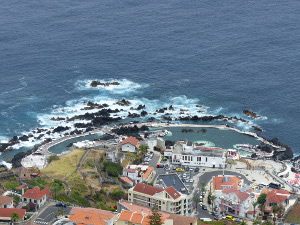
34, 205, 72, 225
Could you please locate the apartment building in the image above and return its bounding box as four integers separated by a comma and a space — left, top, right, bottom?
128, 183, 191, 216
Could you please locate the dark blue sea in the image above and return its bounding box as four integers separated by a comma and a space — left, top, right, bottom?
1, 0, 300, 163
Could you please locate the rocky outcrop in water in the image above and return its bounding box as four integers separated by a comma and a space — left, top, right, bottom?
90, 81, 120, 87
243, 110, 260, 118
81, 102, 109, 110
112, 125, 149, 135
116, 99, 131, 106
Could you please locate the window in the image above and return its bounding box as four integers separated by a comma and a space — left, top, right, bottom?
206, 157, 208, 162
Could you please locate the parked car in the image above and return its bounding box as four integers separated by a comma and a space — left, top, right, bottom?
214, 215, 222, 221
202, 205, 207, 210
195, 168, 199, 172
200, 218, 212, 221
56, 202, 67, 207
189, 179, 194, 183
176, 168, 185, 172
225, 215, 235, 221
190, 168, 194, 171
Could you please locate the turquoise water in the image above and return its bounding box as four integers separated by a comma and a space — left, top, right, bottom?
48, 133, 103, 154
161, 127, 261, 149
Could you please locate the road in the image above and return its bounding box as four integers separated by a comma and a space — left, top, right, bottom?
34, 205, 72, 225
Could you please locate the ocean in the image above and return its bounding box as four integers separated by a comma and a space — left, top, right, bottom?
0, 0, 300, 162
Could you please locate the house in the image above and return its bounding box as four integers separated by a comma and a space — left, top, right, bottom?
214, 186, 258, 219
117, 201, 197, 225
0, 196, 13, 208
119, 137, 140, 152
22, 187, 51, 210
262, 189, 290, 215
166, 141, 226, 168
0, 208, 26, 222
155, 174, 189, 195
146, 136, 166, 151
69, 207, 116, 225
122, 165, 156, 184
120, 177, 134, 186
211, 176, 242, 193
128, 183, 191, 216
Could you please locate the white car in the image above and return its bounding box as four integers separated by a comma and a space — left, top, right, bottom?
189, 179, 194, 183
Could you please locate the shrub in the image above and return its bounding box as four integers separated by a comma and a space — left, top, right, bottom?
103, 162, 122, 177
47, 154, 60, 163
110, 189, 125, 200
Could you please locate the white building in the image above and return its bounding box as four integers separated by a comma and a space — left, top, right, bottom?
0, 196, 13, 208
119, 137, 140, 153
122, 165, 156, 184
22, 187, 51, 210
146, 136, 166, 151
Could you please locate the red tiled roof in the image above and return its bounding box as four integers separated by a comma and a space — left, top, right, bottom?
119, 137, 140, 146
165, 186, 181, 200
70, 207, 115, 225
266, 189, 290, 204
0, 196, 13, 205
142, 167, 154, 179
118, 210, 167, 225
119, 201, 197, 225
222, 188, 250, 201
0, 208, 26, 219
16, 185, 25, 190
120, 177, 134, 185
247, 211, 255, 214
22, 186, 51, 200
213, 176, 240, 190
133, 183, 163, 196
124, 168, 139, 173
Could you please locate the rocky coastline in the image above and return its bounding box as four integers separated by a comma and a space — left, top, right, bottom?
0, 98, 294, 168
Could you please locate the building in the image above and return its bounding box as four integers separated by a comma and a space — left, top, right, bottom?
262, 189, 290, 215
146, 136, 166, 152
22, 186, 51, 210
69, 207, 116, 225
215, 186, 258, 219
0, 196, 13, 208
119, 137, 140, 152
116, 210, 171, 225
165, 141, 226, 168
122, 165, 156, 184
0, 208, 26, 222
155, 174, 189, 195
128, 183, 191, 216
117, 201, 197, 225
211, 176, 242, 193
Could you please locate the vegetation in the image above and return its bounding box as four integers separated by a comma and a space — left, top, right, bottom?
197, 221, 225, 225
257, 193, 267, 212
3, 181, 21, 191
284, 202, 300, 223
110, 189, 125, 200
47, 154, 60, 163
11, 212, 20, 222
25, 177, 47, 189
148, 206, 163, 225
103, 161, 123, 177
41, 149, 85, 179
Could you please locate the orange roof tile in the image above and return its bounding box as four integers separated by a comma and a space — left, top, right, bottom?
120, 176, 134, 185
213, 176, 240, 190
0, 208, 26, 219
165, 186, 181, 200
69, 207, 115, 225
0, 196, 13, 205
133, 183, 163, 196
22, 186, 51, 200
266, 189, 290, 204
222, 188, 250, 201
142, 167, 154, 179
119, 137, 140, 146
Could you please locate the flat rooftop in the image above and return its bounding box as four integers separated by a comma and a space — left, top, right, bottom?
156, 174, 188, 195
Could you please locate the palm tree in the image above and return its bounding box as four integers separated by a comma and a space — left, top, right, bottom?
272, 205, 280, 225
11, 212, 19, 224
240, 219, 247, 225
210, 195, 216, 211
200, 182, 206, 197
252, 201, 259, 220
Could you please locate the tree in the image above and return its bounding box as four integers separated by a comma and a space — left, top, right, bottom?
272, 205, 280, 224
252, 201, 259, 220
257, 193, 267, 214
193, 197, 200, 209
11, 212, 19, 223
139, 144, 148, 154
262, 220, 273, 225
200, 182, 206, 196
148, 206, 163, 225
210, 195, 216, 210
240, 219, 247, 225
